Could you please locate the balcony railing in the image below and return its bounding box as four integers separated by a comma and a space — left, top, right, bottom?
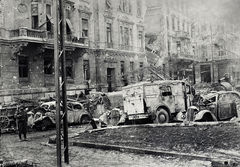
9, 27, 88, 46
174, 30, 190, 39
10, 27, 47, 38
171, 52, 194, 60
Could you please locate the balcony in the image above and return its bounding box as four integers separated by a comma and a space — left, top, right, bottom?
120, 44, 133, 51
171, 52, 195, 61
93, 42, 136, 52
174, 30, 190, 39
8, 27, 88, 48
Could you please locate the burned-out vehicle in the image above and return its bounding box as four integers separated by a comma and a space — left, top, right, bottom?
29, 101, 92, 130
194, 91, 240, 121
120, 80, 194, 124
177, 91, 240, 122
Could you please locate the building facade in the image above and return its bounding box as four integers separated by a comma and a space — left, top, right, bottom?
88, 0, 147, 92
0, 0, 147, 103
145, 0, 195, 84
192, 17, 240, 85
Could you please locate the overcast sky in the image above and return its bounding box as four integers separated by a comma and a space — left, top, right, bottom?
188, 0, 240, 25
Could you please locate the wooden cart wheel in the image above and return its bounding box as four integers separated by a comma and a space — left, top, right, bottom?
0, 116, 10, 129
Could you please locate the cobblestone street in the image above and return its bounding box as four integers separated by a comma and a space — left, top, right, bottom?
0, 125, 212, 167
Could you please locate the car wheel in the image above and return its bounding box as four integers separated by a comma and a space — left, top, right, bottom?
153, 108, 169, 124
80, 115, 90, 124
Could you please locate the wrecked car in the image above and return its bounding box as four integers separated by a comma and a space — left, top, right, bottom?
177, 91, 240, 122
29, 101, 92, 130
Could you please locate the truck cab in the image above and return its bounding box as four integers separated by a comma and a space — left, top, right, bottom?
122, 80, 194, 124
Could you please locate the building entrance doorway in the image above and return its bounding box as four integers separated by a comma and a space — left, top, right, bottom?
200, 64, 211, 83
107, 68, 115, 92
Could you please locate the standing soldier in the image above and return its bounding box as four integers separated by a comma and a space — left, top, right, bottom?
15, 105, 28, 141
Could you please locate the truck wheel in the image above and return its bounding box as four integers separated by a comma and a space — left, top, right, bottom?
154, 109, 169, 124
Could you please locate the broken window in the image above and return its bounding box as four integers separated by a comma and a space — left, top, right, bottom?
121, 61, 125, 76
120, 26, 123, 46
83, 60, 90, 80
66, 59, 73, 79
44, 58, 53, 74
218, 45, 226, 56
119, 0, 131, 13
160, 86, 172, 96
66, 19, 73, 35
129, 29, 133, 47
138, 62, 144, 81
177, 41, 181, 53
31, 4, 38, 29
19, 56, 28, 78
82, 18, 88, 37
124, 27, 129, 46
130, 61, 134, 79
46, 4, 53, 32
106, 23, 112, 47
138, 31, 143, 48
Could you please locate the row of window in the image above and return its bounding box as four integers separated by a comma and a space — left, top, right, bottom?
31, 3, 89, 39
32, 3, 143, 51
167, 15, 190, 34
120, 61, 144, 79
118, 0, 142, 17
19, 56, 90, 81
106, 23, 143, 50
18, 56, 144, 82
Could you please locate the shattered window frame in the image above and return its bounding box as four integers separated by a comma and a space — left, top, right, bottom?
82, 18, 89, 37
83, 60, 90, 81
66, 59, 73, 80
44, 57, 54, 75
46, 4, 53, 32
130, 61, 134, 79
19, 56, 29, 78
106, 23, 112, 46
31, 4, 39, 29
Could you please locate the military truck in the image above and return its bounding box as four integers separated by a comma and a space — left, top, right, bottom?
121, 80, 194, 124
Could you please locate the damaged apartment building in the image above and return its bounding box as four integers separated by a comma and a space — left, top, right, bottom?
0, 0, 147, 103
145, 0, 195, 84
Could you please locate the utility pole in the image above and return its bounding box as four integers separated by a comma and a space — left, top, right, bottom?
53, 0, 61, 166
59, 0, 69, 164
54, 0, 69, 166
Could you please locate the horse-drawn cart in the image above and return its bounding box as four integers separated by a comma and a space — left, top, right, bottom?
0, 98, 39, 131
0, 105, 17, 131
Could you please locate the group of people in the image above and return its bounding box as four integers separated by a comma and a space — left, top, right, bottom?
14, 105, 28, 141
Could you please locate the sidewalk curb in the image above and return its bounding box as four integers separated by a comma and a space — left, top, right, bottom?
71, 141, 219, 162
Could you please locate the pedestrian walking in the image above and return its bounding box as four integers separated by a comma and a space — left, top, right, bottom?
15, 105, 28, 141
